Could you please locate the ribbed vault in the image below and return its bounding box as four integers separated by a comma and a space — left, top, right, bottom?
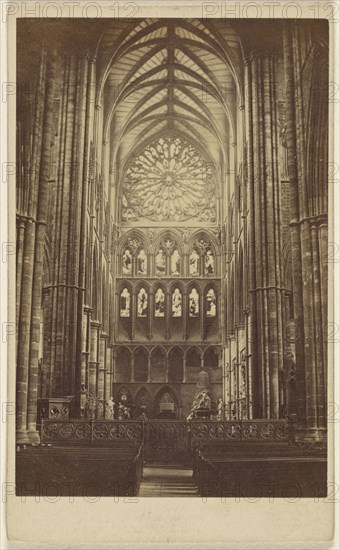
97, 19, 242, 187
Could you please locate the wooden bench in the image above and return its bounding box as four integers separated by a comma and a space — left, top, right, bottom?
16, 445, 144, 497
193, 444, 327, 498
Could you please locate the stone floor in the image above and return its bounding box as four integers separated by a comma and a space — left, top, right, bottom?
138, 465, 198, 497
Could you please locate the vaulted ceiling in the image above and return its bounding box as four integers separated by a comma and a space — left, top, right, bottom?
98, 19, 243, 173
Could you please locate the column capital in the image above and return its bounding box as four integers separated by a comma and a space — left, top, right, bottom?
90, 320, 101, 329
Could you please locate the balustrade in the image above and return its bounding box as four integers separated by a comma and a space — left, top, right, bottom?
40, 418, 294, 448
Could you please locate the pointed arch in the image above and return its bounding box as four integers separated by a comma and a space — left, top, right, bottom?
133, 346, 149, 383
204, 346, 220, 369
150, 345, 167, 383
152, 282, 166, 319
186, 346, 202, 367
119, 228, 147, 255
115, 346, 132, 383
205, 283, 218, 318
153, 384, 180, 419
168, 346, 184, 383
135, 386, 152, 418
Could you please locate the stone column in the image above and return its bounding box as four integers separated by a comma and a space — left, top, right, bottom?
27, 49, 60, 443
166, 289, 170, 340
112, 348, 117, 384
75, 55, 96, 409
147, 353, 151, 383
283, 23, 327, 440
245, 51, 284, 419
182, 356, 187, 383
97, 333, 107, 418
16, 217, 26, 327
131, 352, 135, 383
149, 292, 154, 340
106, 345, 113, 401
89, 321, 100, 395
200, 289, 204, 341
16, 51, 47, 445
182, 290, 187, 340
83, 306, 92, 388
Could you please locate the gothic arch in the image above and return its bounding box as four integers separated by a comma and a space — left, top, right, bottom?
189, 229, 219, 255
168, 346, 184, 383
135, 280, 152, 292
119, 229, 147, 256
134, 386, 152, 417
150, 345, 167, 383
169, 280, 186, 294
204, 282, 219, 318
151, 281, 167, 319
115, 346, 132, 383
152, 229, 184, 255
153, 384, 180, 419
204, 346, 220, 369
117, 279, 133, 294
133, 346, 149, 383
186, 346, 202, 366
114, 385, 133, 408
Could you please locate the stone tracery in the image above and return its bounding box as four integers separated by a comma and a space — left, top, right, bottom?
122, 136, 216, 223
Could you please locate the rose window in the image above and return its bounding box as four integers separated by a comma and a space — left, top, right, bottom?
122, 136, 216, 222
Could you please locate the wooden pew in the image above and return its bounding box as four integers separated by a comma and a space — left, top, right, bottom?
193, 443, 327, 499
16, 444, 144, 497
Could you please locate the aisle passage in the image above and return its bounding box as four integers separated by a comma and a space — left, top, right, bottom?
138, 466, 198, 497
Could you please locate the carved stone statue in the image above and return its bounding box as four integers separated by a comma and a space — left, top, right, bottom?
105, 397, 115, 420
80, 384, 87, 418
217, 398, 224, 421
118, 402, 130, 421
97, 400, 104, 420
187, 390, 212, 420
85, 391, 97, 420
283, 346, 297, 416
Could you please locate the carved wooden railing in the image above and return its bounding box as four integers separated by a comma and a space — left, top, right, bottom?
40, 419, 143, 445
190, 419, 293, 445
40, 418, 294, 447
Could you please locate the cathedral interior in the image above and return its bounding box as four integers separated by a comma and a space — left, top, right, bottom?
15, 17, 328, 496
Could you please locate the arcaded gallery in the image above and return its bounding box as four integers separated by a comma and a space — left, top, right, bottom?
16, 18, 329, 497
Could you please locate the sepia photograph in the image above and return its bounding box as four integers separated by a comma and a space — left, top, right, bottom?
3, 1, 338, 546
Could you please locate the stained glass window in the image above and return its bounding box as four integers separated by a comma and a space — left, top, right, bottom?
206, 289, 217, 317
189, 249, 200, 276
122, 249, 132, 275
189, 288, 199, 317
137, 249, 147, 275
155, 288, 165, 317
122, 136, 216, 223
120, 288, 130, 317
137, 288, 148, 317
204, 249, 215, 276
172, 288, 182, 317
155, 249, 166, 275
171, 249, 181, 275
